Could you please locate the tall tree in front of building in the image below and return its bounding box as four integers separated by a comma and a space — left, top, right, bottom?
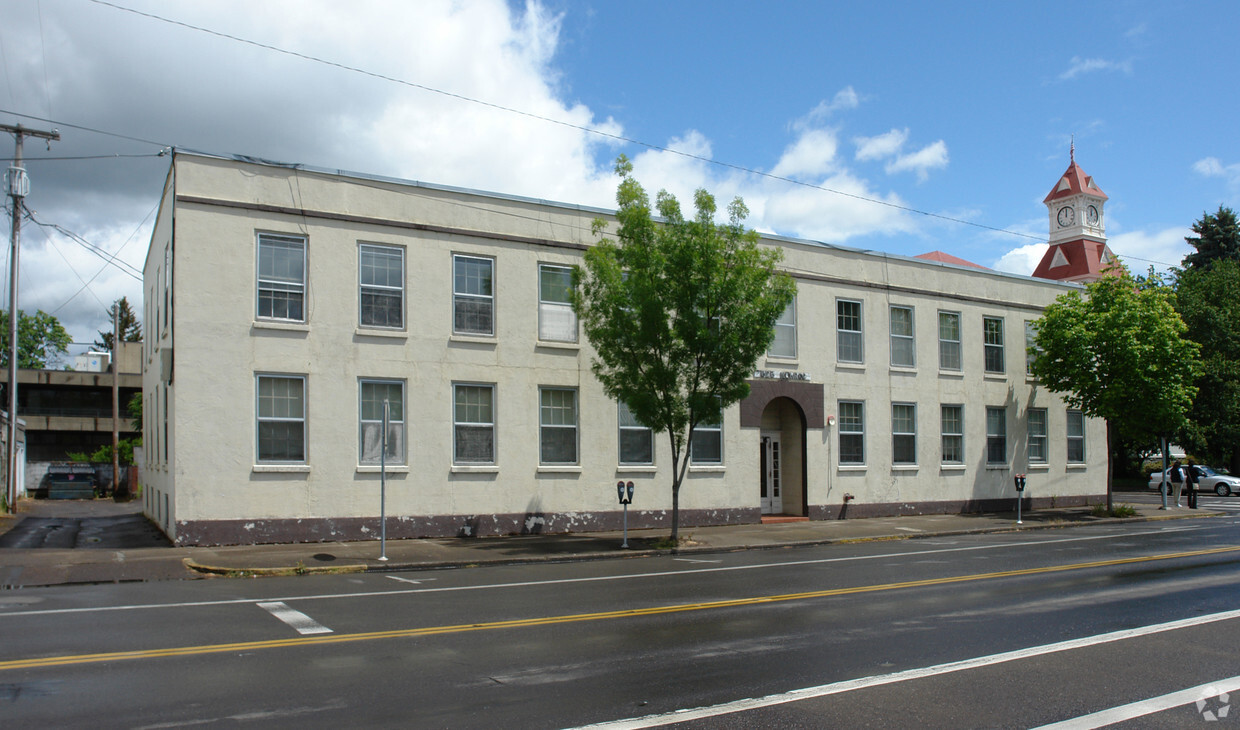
1183, 205, 1240, 271
573, 156, 796, 542
0, 309, 72, 369
1175, 258, 1240, 473
1032, 265, 1199, 512
93, 296, 142, 351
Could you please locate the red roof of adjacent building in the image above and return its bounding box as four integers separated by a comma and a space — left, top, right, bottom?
1043, 160, 1108, 203
915, 251, 988, 269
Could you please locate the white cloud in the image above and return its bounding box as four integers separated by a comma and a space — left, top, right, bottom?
1194, 156, 1240, 191
885, 140, 949, 182
993, 243, 1047, 276
770, 128, 840, 180
1059, 56, 1133, 80
854, 128, 908, 161
801, 87, 860, 125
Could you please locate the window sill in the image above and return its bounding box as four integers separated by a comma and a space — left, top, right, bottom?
617, 465, 657, 473
356, 465, 410, 474
355, 327, 408, 340
985, 464, 1009, 470
450, 334, 496, 346
891, 464, 919, 472
763, 357, 799, 367
535, 340, 580, 351
252, 464, 310, 473
451, 464, 498, 473
938, 369, 964, 379
1066, 463, 1088, 470
837, 464, 867, 472
689, 465, 725, 473
537, 466, 582, 474
983, 373, 1007, 381
252, 320, 309, 333
835, 362, 866, 372
1026, 463, 1050, 472
889, 366, 917, 376
940, 464, 967, 471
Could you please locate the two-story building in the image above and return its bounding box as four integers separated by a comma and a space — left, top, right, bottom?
142, 150, 1106, 546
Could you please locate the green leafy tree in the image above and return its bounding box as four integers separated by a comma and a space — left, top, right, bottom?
1183, 205, 1240, 271
1032, 266, 1199, 511
93, 296, 142, 351
1175, 259, 1240, 472
573, 156, 796, 541
0, 309, 72, 369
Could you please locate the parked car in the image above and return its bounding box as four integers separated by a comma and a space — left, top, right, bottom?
1147, 466, 1240, 497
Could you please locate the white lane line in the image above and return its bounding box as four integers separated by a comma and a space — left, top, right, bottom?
386, 575, 437, 585
895, 527, 922, 532
257, 601, 333, 635
1031, 675, 1240, 729
672, 558, 722, 564
0, 527, 1224, 618
567, 609, 1240, 730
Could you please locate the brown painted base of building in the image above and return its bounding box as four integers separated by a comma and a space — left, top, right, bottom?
171, 494, 1105, 546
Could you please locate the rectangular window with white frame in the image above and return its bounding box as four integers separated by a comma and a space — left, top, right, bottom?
986, 406, 1007, 464
837, 299, 863, 363
892, 403, 917, 464
359, 243, 404, 329
256, 374, 306, 463
359, 379, 405, 465
453, 383, 495, 464
1066, 410, 1086, 463
453, 254, 494, 336
538, 263, 577, 342
690, 409, 723, 465
540, 387, 578, 465
1025, 320, 1041, 376
890, 305, 915, 368
984, 316, 1005, 373
256, 233, 306, 322
768, 298, 797, 359
618, 401, 654, 465
1028, 407, 1048, 464
939, 311, 961, 370
941, 404, 963, 464
838, 400, 865, 465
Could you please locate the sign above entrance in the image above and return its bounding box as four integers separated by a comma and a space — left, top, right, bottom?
753, 369, 811, 382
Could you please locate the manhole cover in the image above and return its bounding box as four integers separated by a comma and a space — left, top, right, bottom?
312, 553, 336, 562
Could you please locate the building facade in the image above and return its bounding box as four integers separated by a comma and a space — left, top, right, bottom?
143, 152, 1106, 546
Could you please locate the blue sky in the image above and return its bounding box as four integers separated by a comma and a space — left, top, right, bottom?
1, 0, 1238, 352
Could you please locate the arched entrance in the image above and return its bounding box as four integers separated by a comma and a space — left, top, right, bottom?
758, 397, 806, 516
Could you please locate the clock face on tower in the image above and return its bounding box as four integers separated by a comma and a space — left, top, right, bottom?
1057, 206, 1075, 227
1087, 205, 1100, 225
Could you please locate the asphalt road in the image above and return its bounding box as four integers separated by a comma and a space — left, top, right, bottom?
2, 512, 1240, 728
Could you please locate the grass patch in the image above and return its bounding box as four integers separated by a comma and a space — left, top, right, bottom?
1091, 503, 1137, 518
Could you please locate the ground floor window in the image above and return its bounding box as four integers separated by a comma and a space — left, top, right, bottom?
986, 406, 1007, 464
454, 383, 495, 464
690, 416, 722, 465
359, 379, 405, 465
618, 401, 654, 465
839, 400, 864, 465
1066, 410, 1085, 463
892, 403, 916, 464
941, 404, 963, 464
540, 387, 578, 464
1027, 408, 1047, 464
257, 374, 305, 463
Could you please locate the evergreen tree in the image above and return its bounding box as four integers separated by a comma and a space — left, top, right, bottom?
1183, 205, 1240, 270
93, 296, 142, 351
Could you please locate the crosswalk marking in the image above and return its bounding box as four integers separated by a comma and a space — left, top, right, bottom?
257, 601, 332, 635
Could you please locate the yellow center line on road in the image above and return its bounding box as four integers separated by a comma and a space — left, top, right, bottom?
5, 544, 1240, 672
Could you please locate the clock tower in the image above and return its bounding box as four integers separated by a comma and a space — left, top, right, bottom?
1032, 146, 1113, 283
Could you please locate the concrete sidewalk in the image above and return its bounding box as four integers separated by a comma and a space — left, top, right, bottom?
0, 497, 1219, 588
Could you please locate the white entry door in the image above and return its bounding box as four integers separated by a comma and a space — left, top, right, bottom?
760, 433, 782, 514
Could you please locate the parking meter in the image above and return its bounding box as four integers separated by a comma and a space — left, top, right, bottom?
1014, 474, 1026, 492
1013, 473, 1026, 524
617, 481, 635, 547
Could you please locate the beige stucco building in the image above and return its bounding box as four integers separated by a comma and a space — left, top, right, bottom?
142, 151, 1105, 546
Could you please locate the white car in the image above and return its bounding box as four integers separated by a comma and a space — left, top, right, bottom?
1148, 466, 1240, 497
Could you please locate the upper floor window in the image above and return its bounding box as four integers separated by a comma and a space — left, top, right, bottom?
892, 403, 917, 464
837, 299, 863, 363
359, 379, 405, 465
768, 299, 797, 359
938, 311, 961, 370
540, 387, 578, 465
986, 406, 1007, 464
454, 254, 494, 336
1066, 410, 1086, 463
618, 401, 654, 465
538, 264, 577, 342
1028, 408, 1048, 464
1025, 320, 1041, 376
839, 400, 865, 465
257, 233, 306, 322
941, 404, 963, 464
890, 306, 915, 368
983, 316, 1005, 373
256, 374, 305, 463
359, 244, 404, 329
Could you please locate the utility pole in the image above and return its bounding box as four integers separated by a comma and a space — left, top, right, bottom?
3, 123, 59, 513
111, 304, 121, 500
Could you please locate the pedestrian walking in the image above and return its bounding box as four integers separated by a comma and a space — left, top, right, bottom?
1171, 460, 1184, 507
1186, 459, 1199, 509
